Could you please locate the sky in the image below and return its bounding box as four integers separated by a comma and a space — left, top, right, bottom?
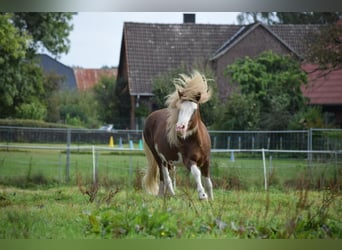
55, 12, 240, 68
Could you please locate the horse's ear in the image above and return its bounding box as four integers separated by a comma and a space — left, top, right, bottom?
194, 92, 201, 102
178, 90, 183, 98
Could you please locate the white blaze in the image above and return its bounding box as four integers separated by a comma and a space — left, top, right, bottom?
176, 101, 198, 138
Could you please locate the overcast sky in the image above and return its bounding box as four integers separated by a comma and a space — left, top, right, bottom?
55, 12, 240, 68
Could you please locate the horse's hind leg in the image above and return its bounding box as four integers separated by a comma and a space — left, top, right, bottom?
204, 177, 213, 200
161, 162, 175, 196
154, 144, 175, 197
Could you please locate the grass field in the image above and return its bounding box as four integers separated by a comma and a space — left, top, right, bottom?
0, 145, 340, 190
0, 185, 341, 239
0, 144, 341, 239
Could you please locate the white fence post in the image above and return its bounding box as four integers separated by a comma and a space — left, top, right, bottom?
92, 145, 96, 184
262, 148, 268, 191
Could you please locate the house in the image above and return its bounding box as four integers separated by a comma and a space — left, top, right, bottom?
117, 14, 340, 129
38, 53, 77, 89
74, 68, 117, 91
38, 54, 118, 92
301, 64, 342, 126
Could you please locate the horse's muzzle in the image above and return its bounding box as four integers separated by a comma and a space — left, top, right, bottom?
176, 124, 187, 138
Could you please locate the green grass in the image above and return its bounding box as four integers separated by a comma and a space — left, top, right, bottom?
0, 185, 341, 239
0, 144, 341, 239
0, 145, 340, 191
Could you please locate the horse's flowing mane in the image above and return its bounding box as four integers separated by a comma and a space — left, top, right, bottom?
166, 71, 212, 146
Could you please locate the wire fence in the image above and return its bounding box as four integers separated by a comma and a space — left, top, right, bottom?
1, 143, 341, 191
1, 126, 341, 190
1, 126, 342, 151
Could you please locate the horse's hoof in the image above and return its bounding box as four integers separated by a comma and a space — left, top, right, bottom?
199, 193, 208, 200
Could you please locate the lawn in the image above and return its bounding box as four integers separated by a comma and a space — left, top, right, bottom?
0, 185, 341, 239
0, 145, 339, 190
0, 145, 341, 239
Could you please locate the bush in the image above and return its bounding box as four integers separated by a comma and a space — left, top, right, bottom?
0, 118, 81, 128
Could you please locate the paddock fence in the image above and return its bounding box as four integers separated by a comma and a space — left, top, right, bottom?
0, 126, 341, 191
1, 127, 342, 151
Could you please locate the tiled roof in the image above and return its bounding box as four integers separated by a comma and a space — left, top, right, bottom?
123, 22, 242, 95
270, 24, 322, 58
302, 64, 342, 105
74, 68, 117, 91
122, 22, 323, 96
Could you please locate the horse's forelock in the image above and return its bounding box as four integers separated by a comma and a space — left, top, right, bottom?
165, 71, 211, 146
166, 71, 211, 108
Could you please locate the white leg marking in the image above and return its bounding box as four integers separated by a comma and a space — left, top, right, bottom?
162, 165, 175, 196
154, 144, 176, 196
204, 177, 214, 200
172, 164, 176, 190
190, 164, 208, 200
158, 181, 165, 196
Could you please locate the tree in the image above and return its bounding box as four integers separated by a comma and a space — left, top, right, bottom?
225, 51, 308, 130
0, 13, 75, 120
43, 73, 66, 122
237, 12, 341, 25
11, 12, 75, 56
288, 106, 331, 129
58, 90, 100, 128
213, 93, 260, 130
93, 76, 120, 125
305, 23, 342, 71
0, 14, 44, 119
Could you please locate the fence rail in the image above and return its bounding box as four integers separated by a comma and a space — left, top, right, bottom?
1, 126, 342, 151
1, 143, 341, 191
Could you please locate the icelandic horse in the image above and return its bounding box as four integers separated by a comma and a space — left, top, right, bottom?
142, 71, 213, 200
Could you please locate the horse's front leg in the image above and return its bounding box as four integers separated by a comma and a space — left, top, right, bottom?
189, 163, 208, 200
201, 162, 214, 200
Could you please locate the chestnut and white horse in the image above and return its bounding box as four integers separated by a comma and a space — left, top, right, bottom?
142, 71, 213, 200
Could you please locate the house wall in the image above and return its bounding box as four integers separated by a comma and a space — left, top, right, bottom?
213, 26, 296, 101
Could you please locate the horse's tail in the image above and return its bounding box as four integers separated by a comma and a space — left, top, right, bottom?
141, 135, 159, 195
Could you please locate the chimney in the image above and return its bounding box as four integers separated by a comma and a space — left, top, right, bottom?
183, 13, 195, 23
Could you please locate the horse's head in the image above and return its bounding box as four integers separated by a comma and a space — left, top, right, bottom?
175, 91, 200, 139
166, 71, 211, 142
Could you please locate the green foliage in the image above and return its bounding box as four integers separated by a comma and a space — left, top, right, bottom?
84, 188, 342, 239
93, 76, 118, 123
288, 106, 329, 129
58, 90, 100, 128
15, 102, 47, 120
0, 13, 75, 121
237, 12, 341, 25
0, 118, 79, 128
213, 93, 260, 130
151, 64, 187, 109
135, 104, 149, 118
224, 51, 308, 130
276, 12, 341, 24
0, 14, 45, 119
11, 12, 75, 56
306, 23, 342, 70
